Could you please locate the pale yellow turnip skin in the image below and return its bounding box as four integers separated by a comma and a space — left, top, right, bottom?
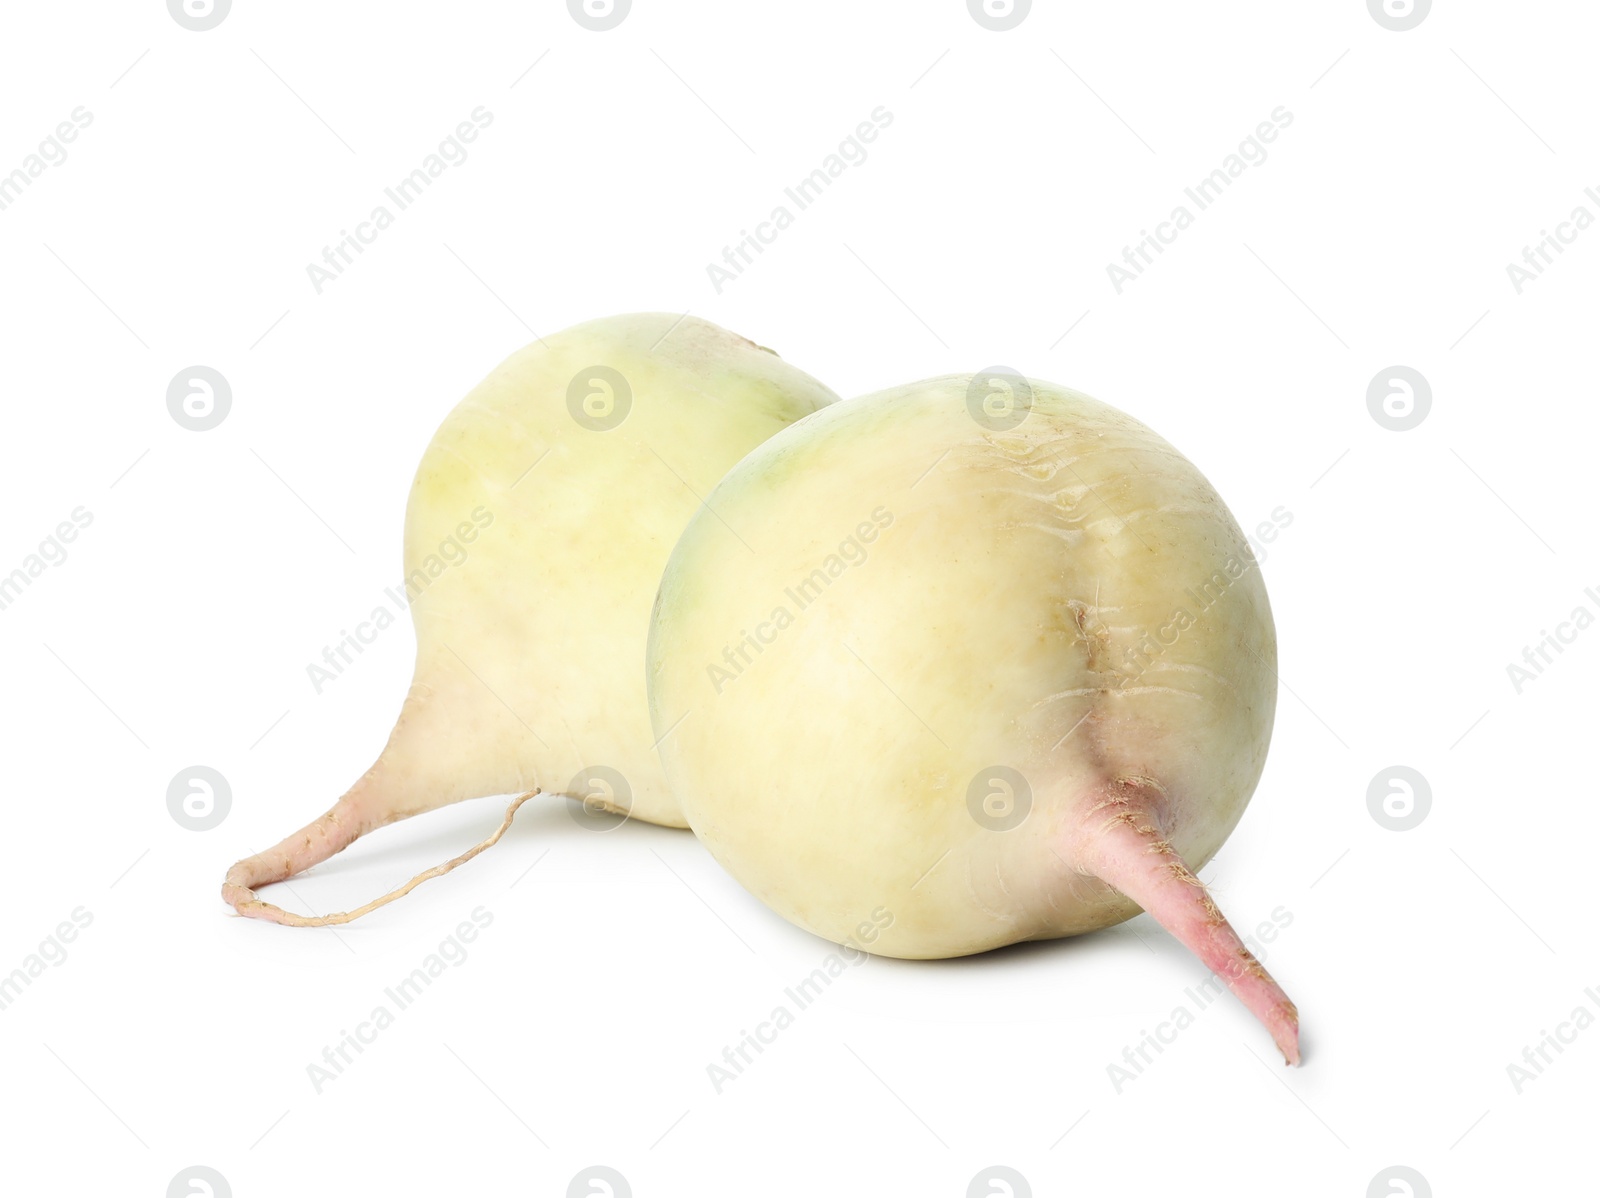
223, 314, 837, 923
382, 313, 836, 826
648, 376, 1277, 959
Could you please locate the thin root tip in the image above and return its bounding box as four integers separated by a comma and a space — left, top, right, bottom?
221, 865, 268, 919
220, 885, 282, 923
1275, 1008, 1302, 1066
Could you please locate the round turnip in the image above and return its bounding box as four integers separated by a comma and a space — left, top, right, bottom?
646, 373, 1300, 1063
223, 314, 837, 925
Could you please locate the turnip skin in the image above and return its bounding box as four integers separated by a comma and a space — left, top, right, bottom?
647, 375, 1299, 1063
223, 314, 837, 925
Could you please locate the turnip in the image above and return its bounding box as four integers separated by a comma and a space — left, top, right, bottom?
646, 374, 1300, 1063
223, 314, 837, 925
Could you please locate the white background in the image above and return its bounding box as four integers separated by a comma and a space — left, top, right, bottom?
0, 1, 1593, 1195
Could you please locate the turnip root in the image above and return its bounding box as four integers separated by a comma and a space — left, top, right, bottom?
646, 375, 1300, 1063
223, 314, 837, 925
